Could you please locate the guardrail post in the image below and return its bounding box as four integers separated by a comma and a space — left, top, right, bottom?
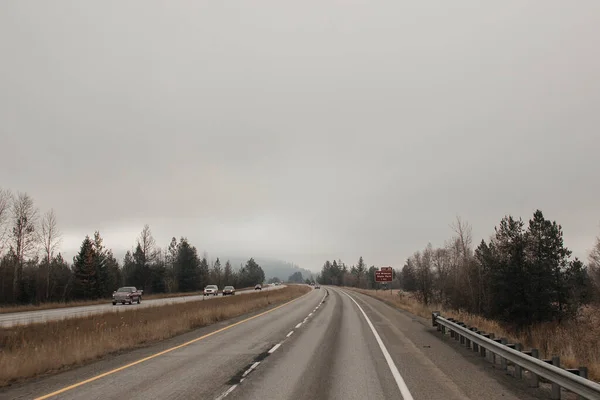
500, 338, 508, 371
489, 333, 496, 364
459, 323, 466, 345
480, 333, 489, 358
578, 367, 588, 400
470, 328, 479, 352
551, 356, 561, 400
529, 349, 539, 388
465, 328, 471, 349
514, 344, 522, 379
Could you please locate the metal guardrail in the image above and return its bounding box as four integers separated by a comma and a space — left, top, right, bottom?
432, 312, 600, 400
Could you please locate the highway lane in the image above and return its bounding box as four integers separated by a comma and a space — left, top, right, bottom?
0, 286, 540, 400
227, 287, 537, 400
0, 285, 284, 328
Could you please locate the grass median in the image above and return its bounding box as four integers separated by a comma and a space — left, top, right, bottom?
349, 287, 600, 382
0, 285, 309, 387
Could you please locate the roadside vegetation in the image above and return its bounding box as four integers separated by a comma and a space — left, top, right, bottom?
350, 288, 600, 381
317, 211, 600, 381
0, 285, 309, 387
0, 188, 270, 308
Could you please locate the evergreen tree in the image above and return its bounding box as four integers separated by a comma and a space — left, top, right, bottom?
238, 258, 265, 287
367, 266, 377, 288
288, 271, 304, 283
92, 231, 110, 298
122, 250, 135, 285
104, 250, 122, 293
72, 236, 96, 299
199, 256, 210, 287
223, 260, 234, 286
175, 238, 200, 292
211, 258, 222, 287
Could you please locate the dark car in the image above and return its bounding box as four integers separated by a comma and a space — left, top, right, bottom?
223, 286, 235, 296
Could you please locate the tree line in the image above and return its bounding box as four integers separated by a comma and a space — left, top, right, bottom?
316, 256, 402, 290
316, 211, 600, 329
0, 189, 266, 305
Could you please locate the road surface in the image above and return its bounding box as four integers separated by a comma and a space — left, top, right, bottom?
0, 285, 284, 328
0, 287, 540, 400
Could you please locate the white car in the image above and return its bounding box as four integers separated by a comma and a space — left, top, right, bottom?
203, 285, 218, 296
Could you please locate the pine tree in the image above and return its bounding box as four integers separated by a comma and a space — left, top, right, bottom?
92, 231, 110, 298
175, 238, 200, 292
211, 258, 222, 287
72, 236, 96, 299
223, 260, 233, 286
104, 250, 122, 292
199, 256, 210, 287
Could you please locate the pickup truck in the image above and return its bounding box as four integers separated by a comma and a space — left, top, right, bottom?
112, 286, 143, 305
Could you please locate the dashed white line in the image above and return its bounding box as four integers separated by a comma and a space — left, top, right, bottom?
215, 384, 237, 400
342, 290, 414, 400
303, 318, 308, 323
242, 361, 261, 377
286, 331, 294, 338
295, 322, 302, 328
268, 343, 281, 354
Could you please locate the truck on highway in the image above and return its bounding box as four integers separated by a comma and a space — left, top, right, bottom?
112, 287, 143, 305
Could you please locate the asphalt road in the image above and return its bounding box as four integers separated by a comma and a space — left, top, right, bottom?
0, 285, 284, 328
0, 287, 540, 400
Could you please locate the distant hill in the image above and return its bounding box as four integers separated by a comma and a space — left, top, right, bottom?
222, 257, 313, 282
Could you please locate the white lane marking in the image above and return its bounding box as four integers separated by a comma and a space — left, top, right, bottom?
286, 331, 294, 338
295, 322, 302, 328
303, 318, 308, 323
308, 312, 313, 316
342, 291, 415, 400
242, 361, 260, 377
215, 384, 237, 400
268, 343, 282, 354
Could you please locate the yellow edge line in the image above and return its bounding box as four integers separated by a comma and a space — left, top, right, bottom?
35, 290, 310, 400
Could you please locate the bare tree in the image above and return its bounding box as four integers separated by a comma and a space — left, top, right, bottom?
138, 224, 156, 262
450, 216, 479, 312
39, 209, 62, 299
10, 192, 39, 296
0, 188, 12, 255
589, 233, 600, 301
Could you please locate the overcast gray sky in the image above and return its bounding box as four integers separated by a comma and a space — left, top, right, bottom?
1, 1, 599, 272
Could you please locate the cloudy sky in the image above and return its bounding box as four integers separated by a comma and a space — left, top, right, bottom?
1, 1, 599, 272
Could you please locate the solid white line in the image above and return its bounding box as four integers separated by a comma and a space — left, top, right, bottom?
214, 384, 237, 400
295, 322, 302, 328
286, 331, 294, 338
268, 343, 281, 354
342, 290, 414, 400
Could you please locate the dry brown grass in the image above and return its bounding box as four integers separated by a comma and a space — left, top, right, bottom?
0, 285, 309, 387
0, 287, 259, 314
349, 288, 600, 382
